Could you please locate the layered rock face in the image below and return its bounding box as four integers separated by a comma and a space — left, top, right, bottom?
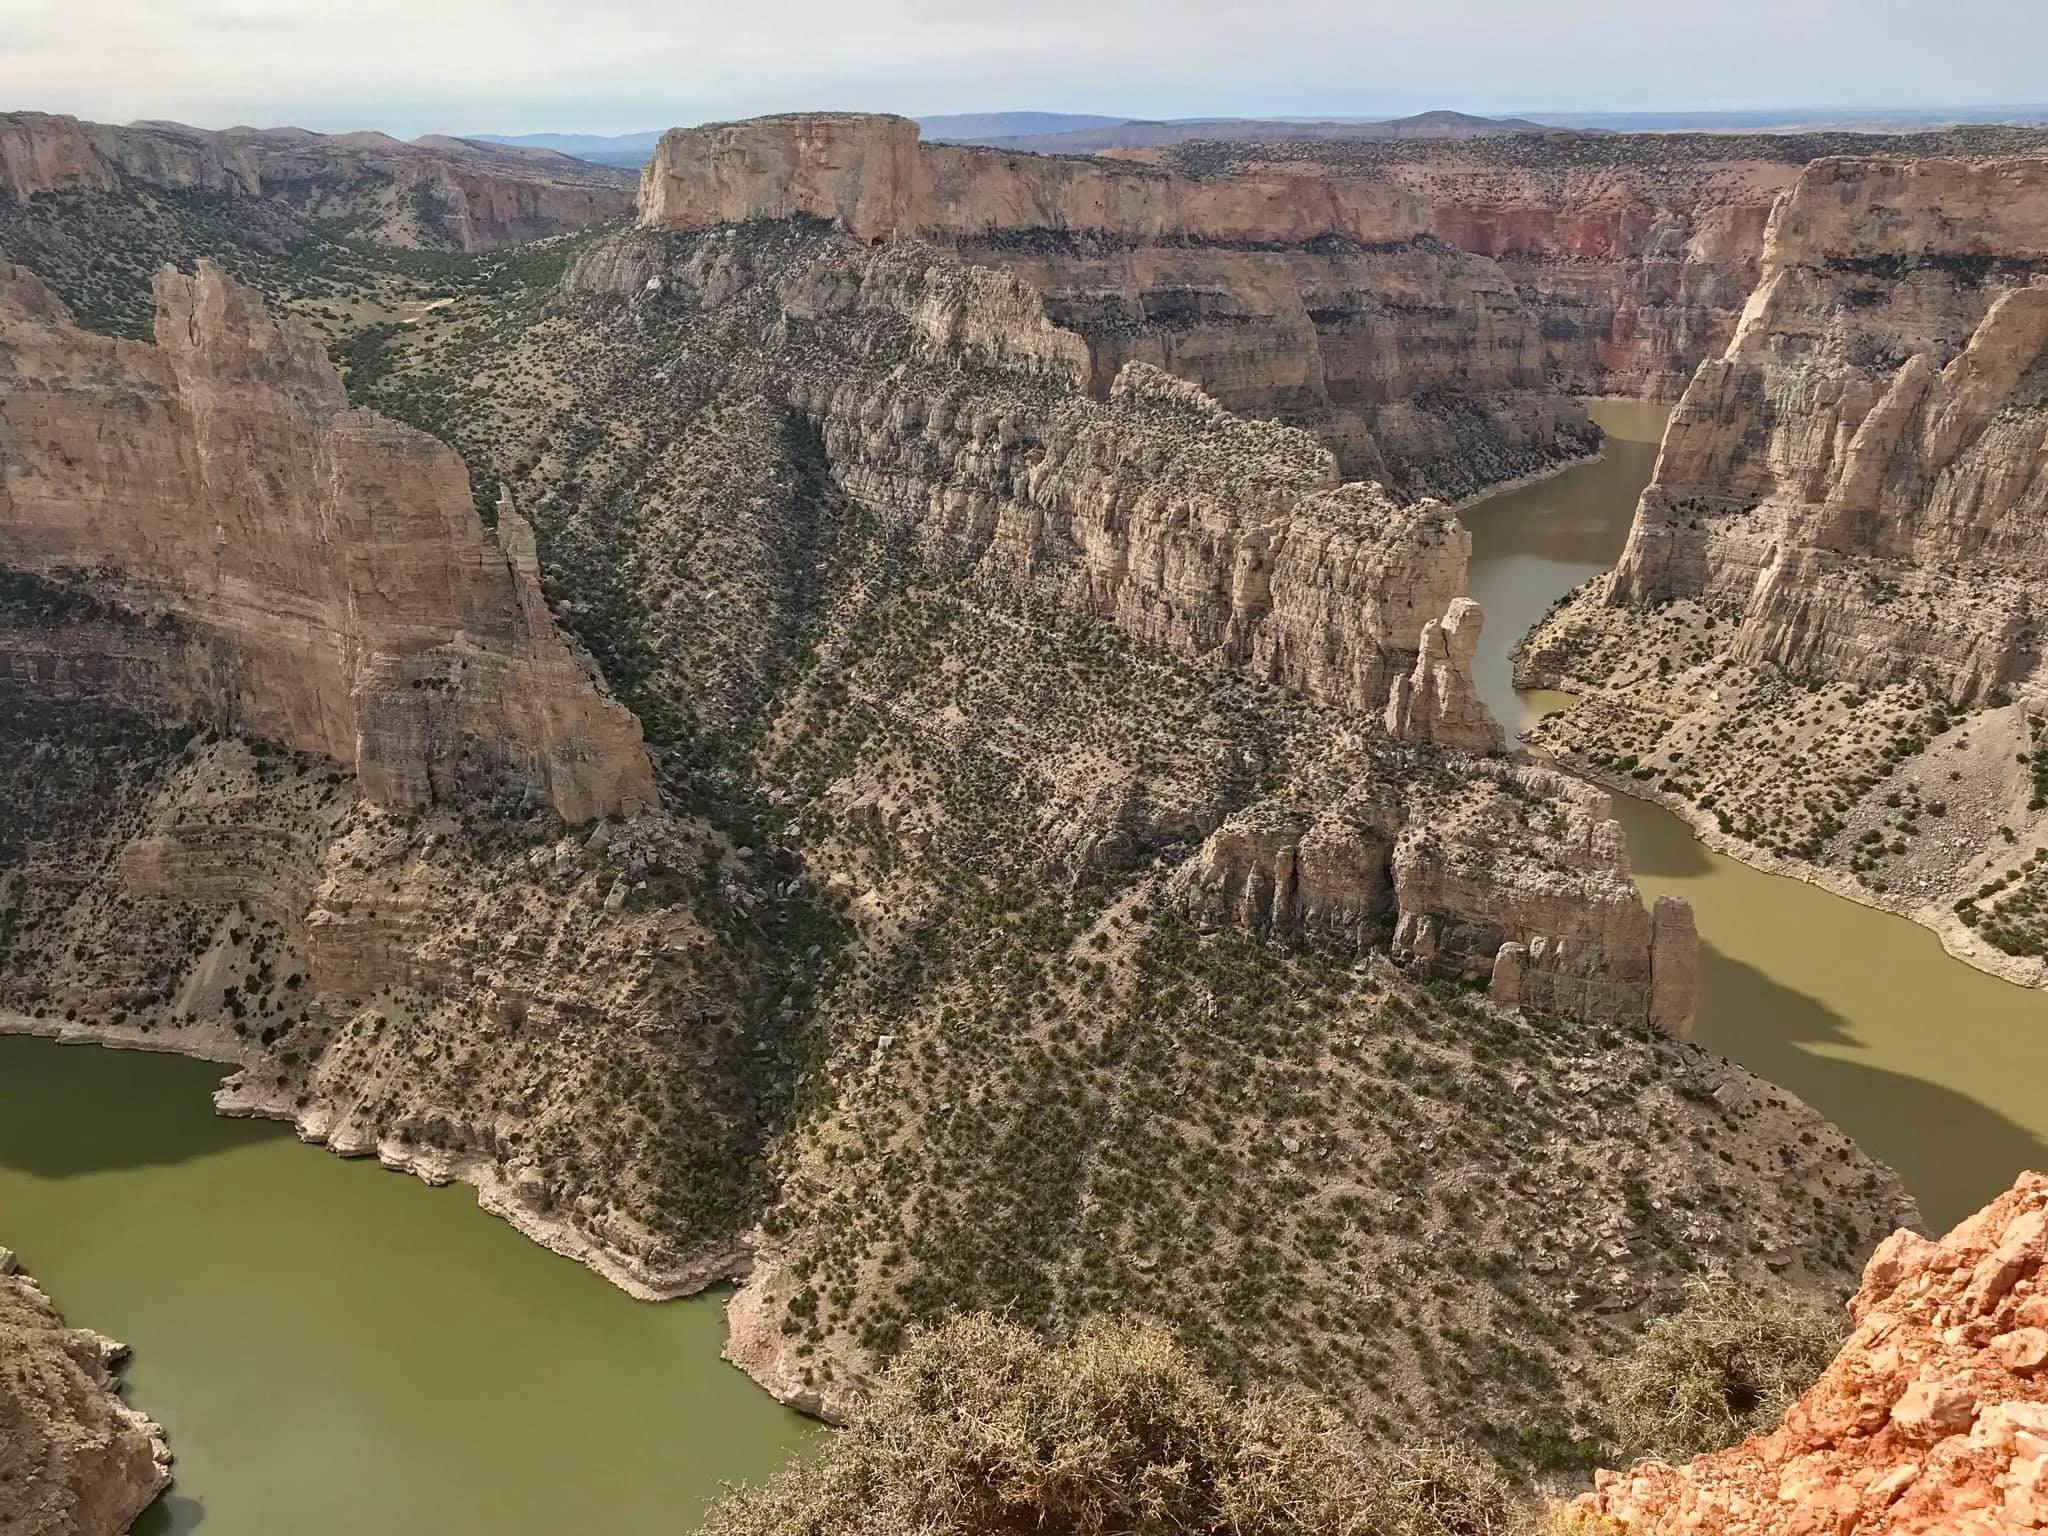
638, 114, 1594, 499
0, 1249, 171, 1536
1150, 131, 2048, 404
1578, 1170, 2048, 1534
1149, 138, 1793, 400
0, 260, 656, 822
1606, 155, 2048, 706
0, 112, 634, 249
1518, 154, 2048, 982
572, 226, 1695, 1034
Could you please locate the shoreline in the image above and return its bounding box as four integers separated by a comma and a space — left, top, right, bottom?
1443, 446, 1605, 512
1527, 745, 2048, 993
0, 1011, 754, 1306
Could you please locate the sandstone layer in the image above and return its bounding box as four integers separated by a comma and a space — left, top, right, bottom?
1519, 154, 2048, 983
1151, 129, 2048, 405
570, 225, 1695, 1034
0, 260, 656, 822
0, 112, 635, 249
0, 1249, 171, 1536
637, 113, 1595, 500
1577, 1170, 2048, 1534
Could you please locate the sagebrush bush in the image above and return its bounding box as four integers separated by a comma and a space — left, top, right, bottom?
699, 1314, 1527, 1536
1600, 1278, 1843, 1462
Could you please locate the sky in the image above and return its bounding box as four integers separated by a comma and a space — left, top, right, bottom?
3, 0, 2045, 139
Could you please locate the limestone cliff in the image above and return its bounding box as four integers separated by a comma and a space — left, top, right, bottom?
0, 1249, 171, 1536
0, 112, 634, 250
1519, 154, 2048, 984
563, 225, 1694, 1032
637, 113, 1595, 500
0, 260, 657, 822
1153, 130, 2048, 404
1577, 1170, 2048, 1534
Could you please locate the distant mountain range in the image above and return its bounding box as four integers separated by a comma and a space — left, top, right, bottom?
477, 104, 2048, 168
471, 130, 665, 167
939, 110, 1552, 153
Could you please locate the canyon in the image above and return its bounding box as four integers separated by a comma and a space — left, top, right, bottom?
1519, 152, 2048, 985
639, 111, 1596, 501
7, 100, 2048, 1535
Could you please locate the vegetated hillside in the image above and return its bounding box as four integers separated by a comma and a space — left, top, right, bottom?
0, 184, 1911, 1482
0, 111, 635, 252
1518, 153, 2048, 987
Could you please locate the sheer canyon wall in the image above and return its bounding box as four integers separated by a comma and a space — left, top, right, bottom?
638, 112, 1595, 501
1519, 154, 2048, 985
0, 259, 656, 821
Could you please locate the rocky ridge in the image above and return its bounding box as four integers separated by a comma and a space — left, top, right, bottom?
0, 111, 635, 249
638, 113, 1596, 501
0, 1248, 171, 1536
1153, 128, 2048, 404
0, 259, 656, 823
565, 225, 1695, 1031
1576, 1170, 2048, 1534
0, 193, 1914, 1470
1518, 154, 2048, 983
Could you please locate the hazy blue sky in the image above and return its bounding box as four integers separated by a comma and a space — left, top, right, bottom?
3, 0, 2042, 138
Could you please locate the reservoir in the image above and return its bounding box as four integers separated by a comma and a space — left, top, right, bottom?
4, 400, 2043, 1533
0, 1033, 814, 1535
1460, 400, 2048, 1233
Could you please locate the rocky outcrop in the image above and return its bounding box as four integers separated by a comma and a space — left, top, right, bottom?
1577, 1170, 2048, 1533
0, 112, 634, 249
637, 113, 1594, 499
585, 232, 1474, 720
1385, 597, 1501, 750
0, 1249, 171, 1536
1604, 156, 2048, 705
1519, 155, 2048, 984
1169, 755, 1698, 1035
0, 260, 656, 822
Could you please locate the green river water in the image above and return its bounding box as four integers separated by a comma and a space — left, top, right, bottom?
2, 397, 2043, 1529
1461, 400, 2048, 1234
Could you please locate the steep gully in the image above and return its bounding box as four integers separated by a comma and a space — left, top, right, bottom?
1, 396, 2033, 1536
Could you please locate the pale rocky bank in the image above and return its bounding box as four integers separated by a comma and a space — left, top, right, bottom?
1520, 152, 2048, 986
0, 1249, 171, 1536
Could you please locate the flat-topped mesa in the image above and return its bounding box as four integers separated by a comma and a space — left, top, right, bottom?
1607, 154, 2048, 708
639, 112, 1433, 245
1577, 1171, 2048, 1533
0, 260, 657, 822
636, 113, 1588, 502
